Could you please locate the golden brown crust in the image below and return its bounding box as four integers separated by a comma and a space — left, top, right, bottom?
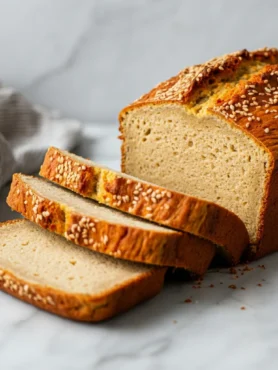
40, 147, 247, 264
0, 220, 165, 322
7, 174, 215, 273
119, 47, 278, 260
119, 48, 278, 111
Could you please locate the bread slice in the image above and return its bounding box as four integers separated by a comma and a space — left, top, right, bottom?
40, 147, 248, 264
119, 47, 278, 260
7, 174, 216, 274
0, 220, 165, 321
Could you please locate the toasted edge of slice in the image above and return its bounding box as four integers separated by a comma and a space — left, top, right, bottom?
39, 146, 249, 264
0, 219, 166, 322
7, 174, 215, 274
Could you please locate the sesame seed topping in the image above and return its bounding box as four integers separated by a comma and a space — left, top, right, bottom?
264, 128, 270, 133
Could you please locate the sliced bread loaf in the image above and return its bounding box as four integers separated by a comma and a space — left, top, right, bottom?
40, 147, 248, 264
7, 174, 216, 274
0, 220, 165, 321
119, 48, 278, 260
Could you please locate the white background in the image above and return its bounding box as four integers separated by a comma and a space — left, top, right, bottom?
0, 0, 276, 123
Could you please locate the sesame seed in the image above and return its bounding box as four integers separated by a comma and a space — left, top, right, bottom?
126, 179, 131, 184
166, 192, 172, 198
23, 284, 29, 293
46, 296, 55, 306
246, 123, 250, 128
264, 128, 270, 133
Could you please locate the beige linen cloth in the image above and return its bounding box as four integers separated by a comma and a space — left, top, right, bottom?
0, 87, 82, 220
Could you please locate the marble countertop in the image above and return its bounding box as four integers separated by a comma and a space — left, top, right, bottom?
1, 1, 278, 368
1, 124, 278, 370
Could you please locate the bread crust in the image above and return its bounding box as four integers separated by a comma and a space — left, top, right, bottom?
7, 174, 215, 274
40, 147, 248, 265
0, 220, 165, 322
119, 47, 278, 260
119, 48, 278, 110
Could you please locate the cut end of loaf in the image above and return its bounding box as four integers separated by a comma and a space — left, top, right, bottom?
120, 104, 269, 245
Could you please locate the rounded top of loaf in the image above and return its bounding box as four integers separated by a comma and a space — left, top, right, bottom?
119, 47, 278, 116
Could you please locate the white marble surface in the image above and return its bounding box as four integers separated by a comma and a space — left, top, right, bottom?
1, 125, 278, 370
1, 0, 278, 368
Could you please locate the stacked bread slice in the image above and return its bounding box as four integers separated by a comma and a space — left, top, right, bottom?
2, 146, 248, 321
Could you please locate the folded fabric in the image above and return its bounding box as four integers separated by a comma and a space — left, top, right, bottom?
0, 87, 82, 189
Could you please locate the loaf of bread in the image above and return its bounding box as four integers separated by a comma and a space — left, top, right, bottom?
40, 147, 249, 264
119, 47, 278, 260
7, 174, 216, 275
0, 220, 165, 321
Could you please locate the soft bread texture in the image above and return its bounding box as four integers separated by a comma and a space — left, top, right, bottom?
40, 147, 248, 264
0, 220, 165, 322
119, 47, 278, 260
7, 174, 215, 274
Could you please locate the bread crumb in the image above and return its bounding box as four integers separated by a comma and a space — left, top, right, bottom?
257, 283, 262, 287
241, 287, 246, 290
228, 284, 237, 289
173, 320, 177, 324
21, 241, 29, 246
243, 265, 253, 272
209, 284, 214, 288
240, 306, 246, 310
229, 267, 237, 274
69, 260, 76, 265
184, 298, 192, 303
